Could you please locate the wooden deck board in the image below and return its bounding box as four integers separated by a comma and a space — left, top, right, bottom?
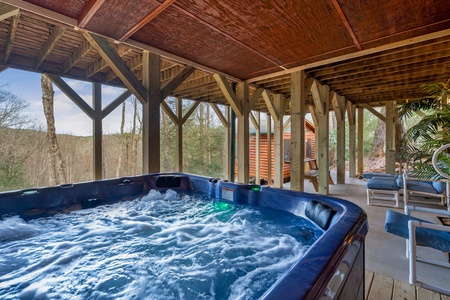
365, 271, 449, 300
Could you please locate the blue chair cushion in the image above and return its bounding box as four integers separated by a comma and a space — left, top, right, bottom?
366, 178, 400, 191
396, 177, 443, 194
362, 172, 397, 179
432, 181, 446, 194
385, 210, 450, 253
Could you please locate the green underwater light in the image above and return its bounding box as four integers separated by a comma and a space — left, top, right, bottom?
250, 187, 261, 191
214, 201, 231, 211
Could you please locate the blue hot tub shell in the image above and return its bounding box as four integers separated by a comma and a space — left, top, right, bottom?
0, 173, 368, 300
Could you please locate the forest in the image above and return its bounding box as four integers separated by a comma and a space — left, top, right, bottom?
1, 81, 392, 192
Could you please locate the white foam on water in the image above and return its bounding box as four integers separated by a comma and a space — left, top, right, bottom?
0, 189, 322, 300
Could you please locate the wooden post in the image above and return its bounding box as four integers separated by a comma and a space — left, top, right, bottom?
236, 81, 250, 183
333, 94, 346, 184
357, 108, 364, 175
348, 103, 357, 178
311, 80, 330, 195
176, 97, 183, 172
255, 111, 261, 184
273, 94, 284, 188
267, 113, 272, 184
290, 71, 308, 191
142, 51, 161, 173
92, 82, 102, 180
385, 101, 396, 174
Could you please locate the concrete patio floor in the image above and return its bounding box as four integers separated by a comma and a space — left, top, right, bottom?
284, 171, 449, 294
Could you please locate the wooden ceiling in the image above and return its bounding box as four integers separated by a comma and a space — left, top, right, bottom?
1, 0, 450, 112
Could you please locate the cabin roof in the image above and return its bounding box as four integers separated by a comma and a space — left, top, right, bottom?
1, 0, 450, 111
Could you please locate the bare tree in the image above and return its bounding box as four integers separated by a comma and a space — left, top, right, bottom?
0, 89, 29, 128
116, 101, 126, 177
41, 74, 67, 185
372, 107, 386, 158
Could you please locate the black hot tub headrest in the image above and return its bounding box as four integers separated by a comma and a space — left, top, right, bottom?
305, 200, 337, 230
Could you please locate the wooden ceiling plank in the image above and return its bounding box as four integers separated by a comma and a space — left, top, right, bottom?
214, 74, 242, 117
63, 39, 92, 73
106, 53, 142, 82
84, 32, 147, 104
2, 13, 19, 63
0, 3, 19, 21
330, 0, 361, 50
160, 66, 196, 101
45, 73, 95, 118
248, 28, 450, 83
119, 0, 176, 41
78, 0, 106, 28
35, 26, 66, 68
311, 80, 325, 116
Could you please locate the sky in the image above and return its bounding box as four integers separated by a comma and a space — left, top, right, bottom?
0, 68, 136, 136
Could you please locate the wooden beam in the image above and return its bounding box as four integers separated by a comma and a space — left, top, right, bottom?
357, 108, 364, 175
249, 111, 258, 128
348, 103, 357, 178
330, 0, 361, 50
0, 3, 19, 21
335, 95, 346, 184
84, 32, 147, 104
45, 73, 95, 119
181, 101, 200, 124
311, 80, 325, 116
160, 66, 195, 101
92, 82, 103, 180
361, 103, 386, 122
262, 90, 279, 122
142, 51, 161, 173
101, 89, 132, 118
35, 26, 65, 68
63, 39, 92, 73
78, 0, 105, 28
273, 94, 284, 188
161, 100, 178, 124
211, 103, 229, 127
249, 88, 263, 109
176, 97, 183, 172
2, 12, 19, 63
119, 0, 176, 41
236, 81, 250, 183
214, 74, 242, 117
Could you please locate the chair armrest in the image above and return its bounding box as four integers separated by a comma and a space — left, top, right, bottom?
409, 220, 450, 233
405, 205, 450, 217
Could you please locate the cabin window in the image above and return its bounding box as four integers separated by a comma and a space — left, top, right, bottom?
284, 140, 290, 162
306, 138, 311, 158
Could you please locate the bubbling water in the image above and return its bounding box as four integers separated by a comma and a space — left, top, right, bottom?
0, 189, 322, 300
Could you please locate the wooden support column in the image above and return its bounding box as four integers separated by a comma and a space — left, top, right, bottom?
290, 71, 311, 191
176, 97, 183, 172
311, 80, 330, 195
92, 83, 102, 180
332, 93, 346, 184
357, 108, 364, 175
250, 111, 261, 184
267, 113, 272, 184
385, 101, 396, 174
236, 81, 250, 183
273, 94, 284, 188
142, 51, 161, 173
348, 103, 357, 178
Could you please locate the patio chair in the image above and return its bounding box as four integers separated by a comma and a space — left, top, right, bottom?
384, 205, 450, 295
399, 171, 447, 207
366, 174, 401, 207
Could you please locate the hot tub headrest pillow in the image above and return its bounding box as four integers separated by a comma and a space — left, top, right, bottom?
305, 200, 337, 230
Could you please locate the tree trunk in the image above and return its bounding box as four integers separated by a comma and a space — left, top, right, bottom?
372, 107, 386, 158
162, 108, 170, 171
116, 101, 126, 177
41, 74, 67, 185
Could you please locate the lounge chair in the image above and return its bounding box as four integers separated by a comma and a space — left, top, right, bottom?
399, 171, 447, 207
384, 205, 450, 295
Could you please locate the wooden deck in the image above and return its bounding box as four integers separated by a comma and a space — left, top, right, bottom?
365, 271, 450, 300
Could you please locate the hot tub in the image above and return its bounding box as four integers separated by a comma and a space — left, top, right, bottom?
0, 173, 368, 299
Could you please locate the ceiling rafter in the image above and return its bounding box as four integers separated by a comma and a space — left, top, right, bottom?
2, 12, 20, 63
119, 0, 176, 41
62, 39, 92, 73
330, 0, 361, 50
35, 25, 66, 68
78, 0, 105, 28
